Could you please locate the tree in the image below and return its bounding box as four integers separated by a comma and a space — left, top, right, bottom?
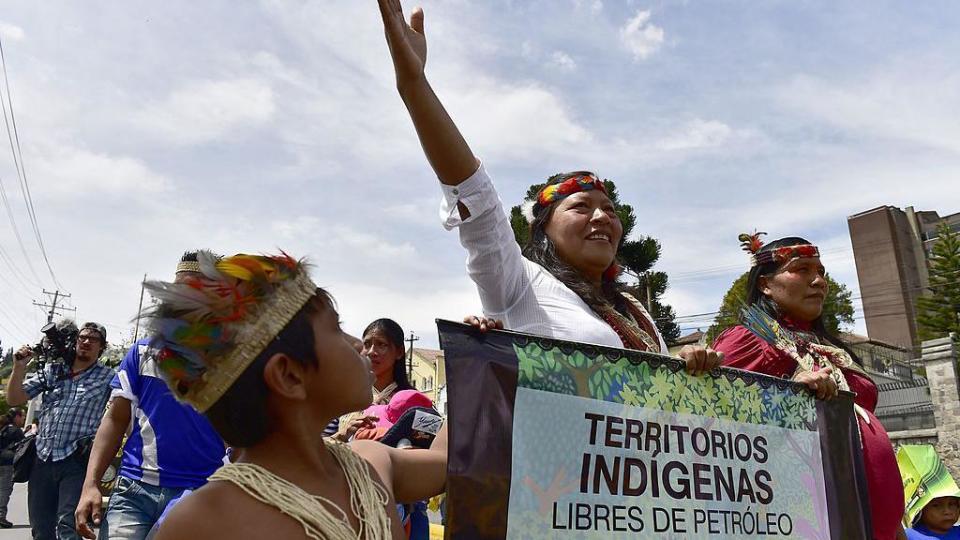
100, 339, 133, 369
0, 347, 13, 381
916, 222, 960, 342
508, 177, 681, 344
706, 271, 855, 344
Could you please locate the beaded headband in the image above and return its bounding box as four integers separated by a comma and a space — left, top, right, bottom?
175, 260, 202, 274
739, 232, 820, 267
142, 250, 317, 412
521, 173, 608, 223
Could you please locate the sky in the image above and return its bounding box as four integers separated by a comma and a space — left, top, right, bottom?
0, 0, 958, 351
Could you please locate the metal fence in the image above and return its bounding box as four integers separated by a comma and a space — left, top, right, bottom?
874, 378, 936, 432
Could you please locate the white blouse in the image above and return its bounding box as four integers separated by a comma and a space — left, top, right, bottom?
439, 164, 667, 352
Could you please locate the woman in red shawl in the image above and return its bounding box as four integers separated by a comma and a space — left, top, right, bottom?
712, 233, 905, 540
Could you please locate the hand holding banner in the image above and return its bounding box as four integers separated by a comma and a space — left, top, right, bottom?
438, 320, 872, 539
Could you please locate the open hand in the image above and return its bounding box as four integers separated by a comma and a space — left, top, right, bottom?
340, 414, 379, 441
377, 0, 427, 88
793, 367, 838, 400
463, 315, 504, 333
678, 345, 723, 376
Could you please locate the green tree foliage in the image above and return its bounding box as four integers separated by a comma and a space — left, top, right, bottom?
0, 347, 13, 381
100, 340, 133, 369
916, 223, 960, 342
508, 177, 681, 344
706, 271, 855, 344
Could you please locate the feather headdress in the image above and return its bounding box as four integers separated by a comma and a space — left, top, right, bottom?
738, 231, 766, 255
738, 231, 820, 267
521, 173, 607, 224
141, 250, 317, 412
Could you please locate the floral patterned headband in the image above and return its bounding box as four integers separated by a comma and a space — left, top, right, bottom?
521, 173, 608, 223
739, 232, 820, 267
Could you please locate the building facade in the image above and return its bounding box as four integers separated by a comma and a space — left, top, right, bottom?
847, 206, 960, 348
408, 347, 446, 412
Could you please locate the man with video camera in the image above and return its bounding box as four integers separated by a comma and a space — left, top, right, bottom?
7, 321, 114, 540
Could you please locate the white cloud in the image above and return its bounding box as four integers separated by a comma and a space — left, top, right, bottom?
271, 218, 417, 261
135, 78, 275, 145
330, 280, 483, 349
445, 77, 593, 160
778, 69, 960, 154
573, 0, 604, 14
620, 10, 664, 61
382, 199, 439, 227
548, 51, 577, 72
655, 119, 734, 151
30, 144, 169, 198
0, 22, 25, 41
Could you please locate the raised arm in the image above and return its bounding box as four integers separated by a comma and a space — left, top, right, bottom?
377, 0, 478, 185
6, 346, 34, 407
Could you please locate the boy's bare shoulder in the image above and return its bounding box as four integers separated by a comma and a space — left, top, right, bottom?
154, 480, 307, 540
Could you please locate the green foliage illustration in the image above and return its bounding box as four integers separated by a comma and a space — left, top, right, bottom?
515, 342, 816, 431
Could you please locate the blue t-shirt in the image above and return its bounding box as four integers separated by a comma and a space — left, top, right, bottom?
111, 340, 224, 489
907, 524, 960, 540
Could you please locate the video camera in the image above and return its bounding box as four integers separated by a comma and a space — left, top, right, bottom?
32, 321, 79, 367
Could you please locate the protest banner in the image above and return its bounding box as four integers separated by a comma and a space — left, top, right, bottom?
439, 320, 872, 539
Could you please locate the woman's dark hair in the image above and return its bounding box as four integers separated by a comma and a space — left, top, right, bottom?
523, 171, 630, 318
362, 318, 414, 391
745, 236, 862, 366
1, 408, 23, 428
205, 290, 330, 447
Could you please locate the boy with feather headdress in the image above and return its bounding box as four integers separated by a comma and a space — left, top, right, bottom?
145, 250, 447, 540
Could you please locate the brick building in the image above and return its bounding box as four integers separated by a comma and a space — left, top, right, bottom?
847, 206, 960, 348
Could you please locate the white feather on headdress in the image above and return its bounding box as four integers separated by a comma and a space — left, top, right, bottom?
520, 199, 536, 224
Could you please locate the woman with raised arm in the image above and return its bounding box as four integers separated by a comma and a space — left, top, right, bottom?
377, 0, 719, 371
712, 233, 906, 540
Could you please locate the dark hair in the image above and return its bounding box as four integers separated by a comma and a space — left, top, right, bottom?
523, 171, 629, 318
1, 408, 23, 428
362, 318, 414, 391
745, 236, 862, 366
204, 290, 330, 447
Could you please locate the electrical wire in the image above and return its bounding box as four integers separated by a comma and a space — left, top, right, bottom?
0, 33, 61, 289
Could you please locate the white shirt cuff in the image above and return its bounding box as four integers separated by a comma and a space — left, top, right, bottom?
439, 163, 496, 230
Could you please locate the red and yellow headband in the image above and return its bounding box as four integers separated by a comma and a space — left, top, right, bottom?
739, 232, 820, 267
536, 173, 607, 207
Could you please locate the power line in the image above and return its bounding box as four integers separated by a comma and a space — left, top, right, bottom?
0, 33, 60, 289
0, 300, 32, 339
0, 174, 41, 286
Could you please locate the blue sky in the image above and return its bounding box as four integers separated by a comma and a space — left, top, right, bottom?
0, 0, 958, 349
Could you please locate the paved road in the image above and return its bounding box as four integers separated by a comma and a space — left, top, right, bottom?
0, 482, 31, 539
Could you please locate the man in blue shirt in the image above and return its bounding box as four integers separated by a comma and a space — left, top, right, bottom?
7, 321, 114, 540
74, 252, 225, 540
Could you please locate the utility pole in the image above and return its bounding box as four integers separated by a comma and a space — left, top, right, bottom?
405, 331, 420, 382
133, 274, 147, 342
645, 272, 653, 312
33, 289, 75, 324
